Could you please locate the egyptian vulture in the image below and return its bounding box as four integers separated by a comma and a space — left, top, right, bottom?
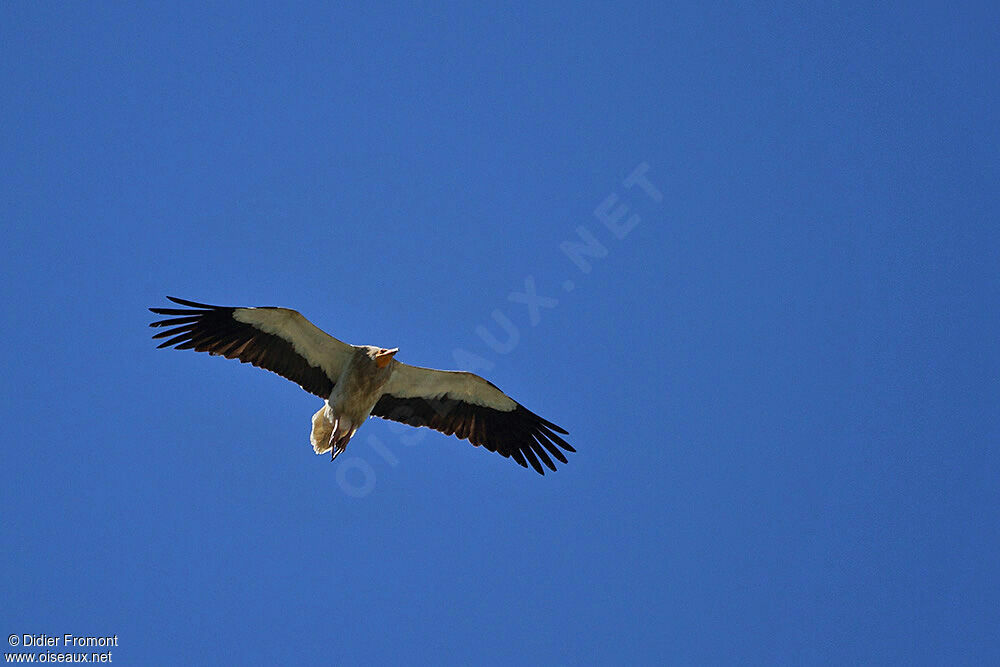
148, 297, 574, 474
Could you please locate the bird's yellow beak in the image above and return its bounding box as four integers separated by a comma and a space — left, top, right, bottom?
374, 348, 398, 368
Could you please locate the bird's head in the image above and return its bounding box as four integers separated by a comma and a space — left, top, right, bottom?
373, 347, 399, 368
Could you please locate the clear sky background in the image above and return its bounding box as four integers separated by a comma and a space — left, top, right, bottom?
2, 2, 998, 664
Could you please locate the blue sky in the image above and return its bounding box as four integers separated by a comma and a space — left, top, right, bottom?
2, 2, 998, 664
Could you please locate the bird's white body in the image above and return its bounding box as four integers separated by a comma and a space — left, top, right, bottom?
311, 346, 396, 458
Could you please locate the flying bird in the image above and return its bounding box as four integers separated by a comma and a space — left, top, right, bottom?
148, 297, 574, 474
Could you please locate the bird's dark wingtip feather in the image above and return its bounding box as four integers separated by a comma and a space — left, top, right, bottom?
538, 426, 573, 452
510, 449, 528, 468
517, 403, 570, 435
521, 446, 545, 475
165, 296, 222, 309
528, 440, 557, 471
540, 418, 569, 435
535, 432, 569, 464
149, 307, 199, 316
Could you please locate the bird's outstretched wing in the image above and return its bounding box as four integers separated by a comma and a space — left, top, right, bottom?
372, 362, 574, 474
148, 297, 353, 398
